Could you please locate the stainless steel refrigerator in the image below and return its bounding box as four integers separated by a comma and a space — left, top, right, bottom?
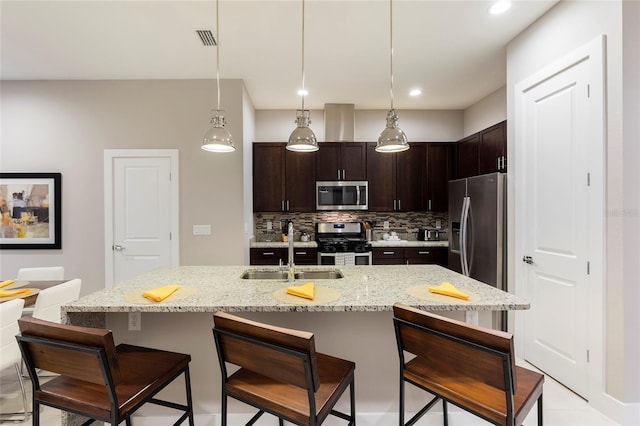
448, 172, 506, 329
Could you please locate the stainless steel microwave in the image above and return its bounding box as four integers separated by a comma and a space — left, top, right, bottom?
316, 181, 368, 211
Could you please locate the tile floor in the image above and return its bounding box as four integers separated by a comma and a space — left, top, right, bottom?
0, 361, 620, 425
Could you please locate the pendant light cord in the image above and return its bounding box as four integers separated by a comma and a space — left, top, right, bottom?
301, 0, 306, 112
216, 0, 221, 111
389, 0, 394, 111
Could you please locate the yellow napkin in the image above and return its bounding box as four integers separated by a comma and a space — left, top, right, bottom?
142, 285, 180, 302
0, 279, 16, 289
0, 288, 31, 298
286, 282, 315, 300
428, 282, 469, 300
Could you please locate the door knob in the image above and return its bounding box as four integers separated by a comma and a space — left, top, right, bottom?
113, 245, 126, 251
522, 255, 534, 264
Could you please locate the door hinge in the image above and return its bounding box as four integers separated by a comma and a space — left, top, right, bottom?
587, 84, 590, 98
169, 172, 172, 181
169, 232, 172, 241
587, 173, 591, 186
587, 261, 590, 275
587, 349, 590, 362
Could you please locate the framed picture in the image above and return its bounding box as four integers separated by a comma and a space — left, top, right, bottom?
0, 173, 62, 249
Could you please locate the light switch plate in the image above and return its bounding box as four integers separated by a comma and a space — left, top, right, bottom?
193, 224, 211, 235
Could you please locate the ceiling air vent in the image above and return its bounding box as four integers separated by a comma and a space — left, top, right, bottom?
196, 30, 217, 46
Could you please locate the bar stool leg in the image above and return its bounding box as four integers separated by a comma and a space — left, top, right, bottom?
442, 399, 448, 426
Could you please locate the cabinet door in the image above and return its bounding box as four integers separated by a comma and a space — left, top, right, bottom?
404, 247, 448, 266
315, 143, 341, 180
253, 143, 285, 212
366, 143, 396, 212
294, 248, 318, 265
285, 150, 316, 212
478, 120, 506, 174
250, 248, 287, 265
456, 134, 479, 178
426, 143, 455, 212
396, 143, 426, 212
372, 247, 404, 265
341, 143, 367, 180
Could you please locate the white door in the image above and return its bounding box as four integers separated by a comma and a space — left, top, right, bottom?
515, 37, 604, 399
104, 150, 179, 288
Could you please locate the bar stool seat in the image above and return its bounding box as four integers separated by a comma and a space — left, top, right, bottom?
213, 311, 356, 426
16, 316, 194, 426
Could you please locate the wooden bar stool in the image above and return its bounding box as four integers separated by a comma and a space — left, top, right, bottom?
16, 316, 194, 426
212, 311, 356, 426
393, 303, 544, 426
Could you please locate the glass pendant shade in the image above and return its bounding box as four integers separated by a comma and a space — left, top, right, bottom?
376, 109, 409, 152
287, 110, 318, 152
202, 110, 235, 153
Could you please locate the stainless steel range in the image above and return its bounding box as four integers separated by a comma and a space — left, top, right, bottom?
315, 222, 372, 265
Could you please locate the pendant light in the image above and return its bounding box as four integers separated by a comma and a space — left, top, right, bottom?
202, 0, 235, 153
375, 0, 409, 153
286, 0, 318, 152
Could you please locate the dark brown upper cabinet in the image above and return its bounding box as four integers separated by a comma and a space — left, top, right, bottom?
253, 143, 316, 212
366, 142, 425, 212
315, 142, 367, 181
456, 120, 507, 178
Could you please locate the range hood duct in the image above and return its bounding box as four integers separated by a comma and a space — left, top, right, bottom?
324, 103, 355, 142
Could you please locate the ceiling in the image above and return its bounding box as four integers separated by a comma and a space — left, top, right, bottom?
0, 0, 558, 110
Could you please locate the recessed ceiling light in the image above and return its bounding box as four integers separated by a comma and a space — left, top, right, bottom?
409, 89, 422, 97
489, 1, 511, 15
297, 89, 309, 96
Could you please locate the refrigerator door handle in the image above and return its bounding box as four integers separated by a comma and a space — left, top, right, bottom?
460, 196, 470, 276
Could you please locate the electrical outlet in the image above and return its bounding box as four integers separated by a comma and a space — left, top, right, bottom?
435, 220, 442, 229
128, 312, 141, 331
383, 220, 390, 229
266, 221, 272, 230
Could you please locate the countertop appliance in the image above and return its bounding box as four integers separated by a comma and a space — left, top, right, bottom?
448, 172, 506, 329
315, 222, 372, 265
316, 181, 368, 211
417, 229, 440, 241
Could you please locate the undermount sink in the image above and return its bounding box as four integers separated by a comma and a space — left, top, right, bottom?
240, 269, 343, 280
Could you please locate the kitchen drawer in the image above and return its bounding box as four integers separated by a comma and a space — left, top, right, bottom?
405, 247, 447, 266
294, 248, 318, 265
250, 248, 286, 265
372, 248, 404, 265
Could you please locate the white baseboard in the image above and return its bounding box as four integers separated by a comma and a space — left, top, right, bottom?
590, 391, 639, 426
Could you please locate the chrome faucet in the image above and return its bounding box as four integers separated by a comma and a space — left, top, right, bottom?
288, 222, 295, 282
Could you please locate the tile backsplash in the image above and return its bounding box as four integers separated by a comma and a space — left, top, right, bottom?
254, 211, 448, 242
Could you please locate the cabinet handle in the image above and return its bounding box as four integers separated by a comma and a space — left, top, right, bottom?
398, 199, 402, 210
497, 157, 500, 170
393, 200, 397, 210
281, 200, 285, 211
342, 169, 346, 180
503, 156, 506, 170
383, 251, 396, 255
286, 200, 290, 211
337, 170, 341, 180
263, 252, 275, 256
418, 251, 430, 255
428, 200, 432, 210
295, 251, 307, 255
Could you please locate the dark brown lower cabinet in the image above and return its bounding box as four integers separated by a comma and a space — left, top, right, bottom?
372, 247, 447, 267
250, 248, 318, 266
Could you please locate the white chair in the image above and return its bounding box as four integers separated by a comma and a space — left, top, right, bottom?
0, 298, 30, 422
31, 279, 82, 323
16, 266, 64, 281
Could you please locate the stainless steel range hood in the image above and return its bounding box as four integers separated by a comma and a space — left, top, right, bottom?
323, 103, 354, 142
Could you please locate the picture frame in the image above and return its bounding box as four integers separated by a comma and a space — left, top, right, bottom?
0, 172, 62, 249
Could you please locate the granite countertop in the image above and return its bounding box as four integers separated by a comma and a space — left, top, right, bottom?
63, 265, 528, 314
250, 240, 449, 248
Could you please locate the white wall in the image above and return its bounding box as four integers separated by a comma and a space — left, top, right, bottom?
255, 108, 464, 142
0, 79, 248, 295
463, 86, 507, 137
506, 0, 638, 420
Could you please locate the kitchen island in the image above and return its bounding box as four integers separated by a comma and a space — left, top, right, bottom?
62, 265, 528, 424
